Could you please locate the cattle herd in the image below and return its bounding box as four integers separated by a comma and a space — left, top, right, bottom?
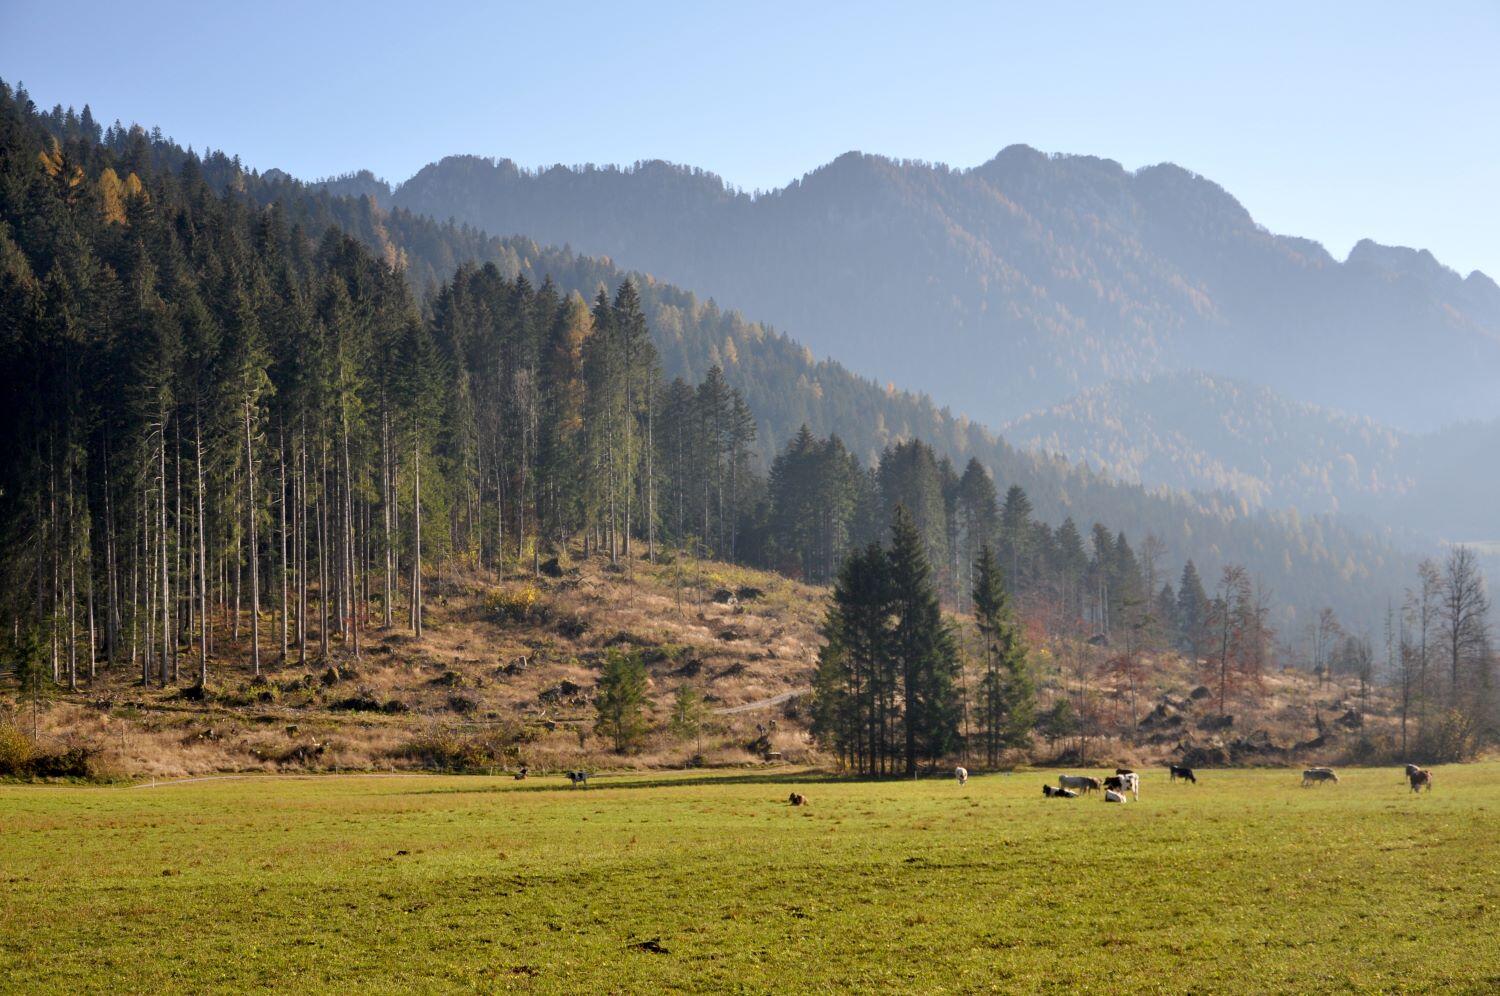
1022, 763, 1435, 803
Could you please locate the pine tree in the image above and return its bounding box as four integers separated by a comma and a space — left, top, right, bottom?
888, 505, 959, 775
594, 650, 648, 753
973, 545, 1033, 766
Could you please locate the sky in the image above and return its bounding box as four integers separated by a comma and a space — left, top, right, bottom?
3, 1, 1497, 276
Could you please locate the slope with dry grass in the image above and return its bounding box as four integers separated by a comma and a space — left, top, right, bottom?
1, 550, 1410, 780
1, 553, 827, 779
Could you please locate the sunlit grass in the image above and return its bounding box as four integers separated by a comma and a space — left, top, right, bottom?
2, 764, 1497, 992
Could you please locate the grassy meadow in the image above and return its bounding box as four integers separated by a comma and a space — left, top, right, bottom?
2, 764, 1498, 993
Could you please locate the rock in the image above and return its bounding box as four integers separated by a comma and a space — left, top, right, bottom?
717, 626, 749, 642
1189, 685, 1212, 700
735, 586, 765, 601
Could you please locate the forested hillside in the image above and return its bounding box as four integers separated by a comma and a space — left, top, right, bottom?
1004, 372, 1500, 543
8, 88, 1420, 636
1004, 372, 1414, 516
372, 148, 1500, 432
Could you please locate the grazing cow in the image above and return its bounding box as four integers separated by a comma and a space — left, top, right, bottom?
1169, 765, 1197, 784
513, 766, 528, 781
1104, 789, 1127, 803
1409, 768, 1433, 793
567, 770, 590, 789
788, 791, 807, 806
955, 765, 969, 786
1302, 767, 1338, 787
1043, 784, 1078, 799
1059, 775, 1101, 794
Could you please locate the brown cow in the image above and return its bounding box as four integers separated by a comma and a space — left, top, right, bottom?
1408, 768, 1433, 793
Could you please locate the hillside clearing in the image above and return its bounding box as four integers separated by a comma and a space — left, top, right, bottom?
2, 764, 1497, 992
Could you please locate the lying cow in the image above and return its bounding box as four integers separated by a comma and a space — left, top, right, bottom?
1169, 764, 1197, 784
1302, 767, 1338, 787
955, 765, 969, 786
1409, 768, 1433, 793
1042, 784, 1078, 799
1104, 789, 1127, 803
788, 791, 807, 806
1059, 774, 1101, 795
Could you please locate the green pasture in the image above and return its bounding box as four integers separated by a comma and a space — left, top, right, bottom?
1, 764, 1497, 992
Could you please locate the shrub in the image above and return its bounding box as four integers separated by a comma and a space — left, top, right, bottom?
486, 583, 544, 624
0, 724, 35, 776
1414, 710, 1480, 764
394, 726, 525, 771
0, 725, 97, 779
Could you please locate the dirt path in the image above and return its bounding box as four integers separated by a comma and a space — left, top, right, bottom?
713, 689, 805, 715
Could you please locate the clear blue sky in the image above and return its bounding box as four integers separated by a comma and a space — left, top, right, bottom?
4, 1, 1497, 276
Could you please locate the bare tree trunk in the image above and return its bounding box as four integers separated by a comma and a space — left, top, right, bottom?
244, 402, 261, 676
196, 419, 208, 688
343, 417, 359, 659
411, 446, 423, 637
159, 418, 171, 687
279, 430, 288, 662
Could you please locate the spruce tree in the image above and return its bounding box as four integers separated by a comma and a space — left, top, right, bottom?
887, 505, 959, 775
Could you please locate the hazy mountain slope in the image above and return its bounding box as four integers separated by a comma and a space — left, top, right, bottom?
372, 148, 1500, 431
1003, 373, 1415, 516
1003, 372, 1500, 544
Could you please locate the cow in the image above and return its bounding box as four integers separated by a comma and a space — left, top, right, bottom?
1059, 774, 1101, 794
1121, 772, 1140, 801
1043, 784, 1078, 799
955, 765, 969, 786
567, 770, 590, 789
1115, 768, 1136, 776
513, 766, 528, 781
788, 791, 807, 806
1405, 763, 1422, 779
1169, 764, 1197, 784
1302, 767, 1338, 787
1104, 789, 1127, 803
1409, 768, 1433, 793
1103, 775, 1125, 792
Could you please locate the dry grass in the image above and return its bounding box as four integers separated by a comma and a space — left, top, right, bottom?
1, 550, 828, 778
1, 549, 1408, 779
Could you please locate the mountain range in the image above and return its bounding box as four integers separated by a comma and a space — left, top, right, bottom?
319, 149, 1500, 433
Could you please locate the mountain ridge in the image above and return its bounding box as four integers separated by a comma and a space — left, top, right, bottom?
321, 146, 1499, 432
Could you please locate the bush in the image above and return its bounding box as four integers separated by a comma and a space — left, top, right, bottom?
394, 726, 525, 771
0, 724, 97, 779
0, 724, 35, 775
486, 583, 544, 624
1414, 710, 1480, 764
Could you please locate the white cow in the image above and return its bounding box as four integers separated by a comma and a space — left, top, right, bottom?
955, 765, 969, 786
1104, 789, 1127, 803
1121, 772, 1140, 801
